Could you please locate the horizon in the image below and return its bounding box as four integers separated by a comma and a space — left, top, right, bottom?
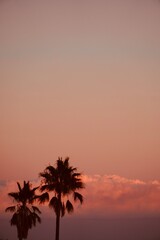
1, 172, 160, 239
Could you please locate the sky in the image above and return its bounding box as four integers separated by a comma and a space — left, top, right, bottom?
0, 0, 160, 239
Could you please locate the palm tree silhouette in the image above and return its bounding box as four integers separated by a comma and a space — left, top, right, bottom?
38, 157, 84, 240
5, 181, 41, 240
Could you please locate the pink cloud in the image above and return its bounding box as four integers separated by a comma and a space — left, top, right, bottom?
1, 175, 160, 218
79, 175, 160, 217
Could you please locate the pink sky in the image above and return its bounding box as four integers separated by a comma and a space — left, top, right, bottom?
0, 2, 160, 237
1, 0, 160, 181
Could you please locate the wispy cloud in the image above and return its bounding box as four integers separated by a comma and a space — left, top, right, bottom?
80, 175, 160, 217
1, 175, 160, 218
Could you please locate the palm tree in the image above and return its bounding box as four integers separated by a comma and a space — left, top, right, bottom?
38, 157, 84, 240
5, 181, 41, 240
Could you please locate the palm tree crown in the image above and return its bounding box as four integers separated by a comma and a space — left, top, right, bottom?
5, 181, 41, 240
38, 157, 84, 240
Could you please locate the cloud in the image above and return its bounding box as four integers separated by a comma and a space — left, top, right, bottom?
79, 175, 160, 217
1, 175, 160, 219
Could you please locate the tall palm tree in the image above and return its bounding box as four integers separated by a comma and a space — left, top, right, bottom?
5, 181, 41, 240
38, 157, 84, 240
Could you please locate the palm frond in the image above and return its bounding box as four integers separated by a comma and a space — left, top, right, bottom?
72, 173, 81, 178
32, 212, 41, 224
40, 183, 56, 192
32, 206, 41, 214
57, 158, 64, 172
39, 172, 51, 181
64, 157, 69, 168
37, 192, 49, 204
61, 202, 65, 217
46, 165, 57, 175
73, 192, 83, 204
66, 200, 74, 214
34, 213, 41, 223
8, 192, 20, 202
74, 181, 85, 189
10, 212, 18, 225
31, 186, 39, 193
49, 196, 58, 213
5, 206, 16, 213
70, 167, 77, 172
17, 182, 22, 192
40, 184, 48, 192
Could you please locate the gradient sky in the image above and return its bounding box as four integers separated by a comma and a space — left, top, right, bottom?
1, 0, 160, 181
1, 0, 160, 239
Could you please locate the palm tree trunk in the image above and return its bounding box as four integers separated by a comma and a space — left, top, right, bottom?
55, 193, 61, 240
55, 212, 60, 240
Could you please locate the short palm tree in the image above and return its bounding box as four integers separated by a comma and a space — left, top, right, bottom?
5, 181, 41, 240
38, 157, 84, 240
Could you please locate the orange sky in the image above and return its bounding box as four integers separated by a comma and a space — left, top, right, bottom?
0, 0, 160, 182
